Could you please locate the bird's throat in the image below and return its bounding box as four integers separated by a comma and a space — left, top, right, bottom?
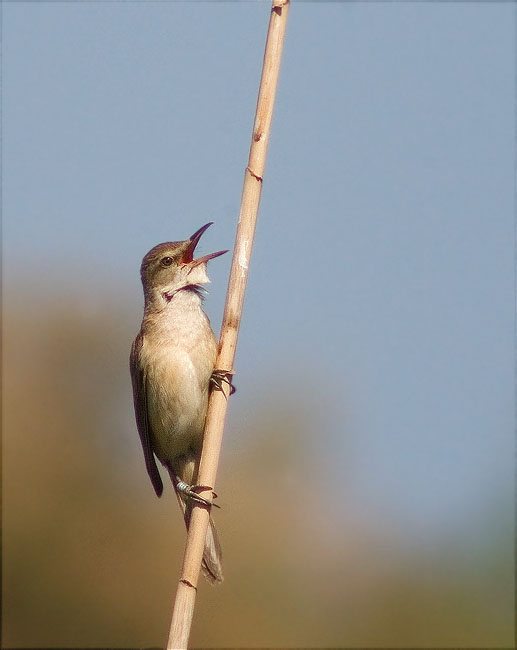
163, 284, 205, 303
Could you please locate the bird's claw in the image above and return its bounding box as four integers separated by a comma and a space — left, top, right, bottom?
175, 480, 221, 508
210, 369, 236, 397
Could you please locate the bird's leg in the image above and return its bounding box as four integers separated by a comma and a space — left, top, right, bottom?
210, 369, 236, 396
175, 478, 221, 508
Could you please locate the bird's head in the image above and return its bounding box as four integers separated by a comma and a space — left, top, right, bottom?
140, 222, 227, 310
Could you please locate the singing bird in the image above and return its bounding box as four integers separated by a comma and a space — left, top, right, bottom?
130, 223, 228, 584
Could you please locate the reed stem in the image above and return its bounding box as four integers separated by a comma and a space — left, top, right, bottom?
167, 3, 289, 647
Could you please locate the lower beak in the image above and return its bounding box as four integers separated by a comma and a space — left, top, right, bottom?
191, 249, 228, 266
183, 222, 228, 265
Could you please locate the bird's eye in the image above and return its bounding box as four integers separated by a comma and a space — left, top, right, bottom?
161, 256, 173, 267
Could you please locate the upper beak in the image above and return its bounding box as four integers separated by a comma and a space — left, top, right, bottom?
183, 222, 228, 266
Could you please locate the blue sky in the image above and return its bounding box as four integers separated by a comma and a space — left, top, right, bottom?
4, 1, 514, 555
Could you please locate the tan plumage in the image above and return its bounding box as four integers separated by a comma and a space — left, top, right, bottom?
130, 224, 227, 584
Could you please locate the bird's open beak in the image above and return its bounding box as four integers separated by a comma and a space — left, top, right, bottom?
183, 222, 228, 266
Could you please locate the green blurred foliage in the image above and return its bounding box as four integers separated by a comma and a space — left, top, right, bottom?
2, 297, 513, 648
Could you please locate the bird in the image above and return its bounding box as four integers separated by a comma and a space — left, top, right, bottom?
130, 222, 228, 584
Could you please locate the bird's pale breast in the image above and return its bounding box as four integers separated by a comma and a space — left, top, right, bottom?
140, 299, 217, 467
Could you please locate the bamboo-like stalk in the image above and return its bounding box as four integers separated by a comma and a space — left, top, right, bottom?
166, 1, 290, 648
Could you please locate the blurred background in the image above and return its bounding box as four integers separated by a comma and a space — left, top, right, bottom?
2, 2, 514, 648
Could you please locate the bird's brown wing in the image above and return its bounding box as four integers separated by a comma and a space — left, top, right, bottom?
130, 332, 163, 497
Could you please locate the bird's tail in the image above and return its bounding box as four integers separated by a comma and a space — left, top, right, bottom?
169, 465, 223, 584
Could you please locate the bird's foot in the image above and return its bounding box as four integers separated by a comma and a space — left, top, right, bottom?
175, 479, 221, 508
210, 369, 236, 396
